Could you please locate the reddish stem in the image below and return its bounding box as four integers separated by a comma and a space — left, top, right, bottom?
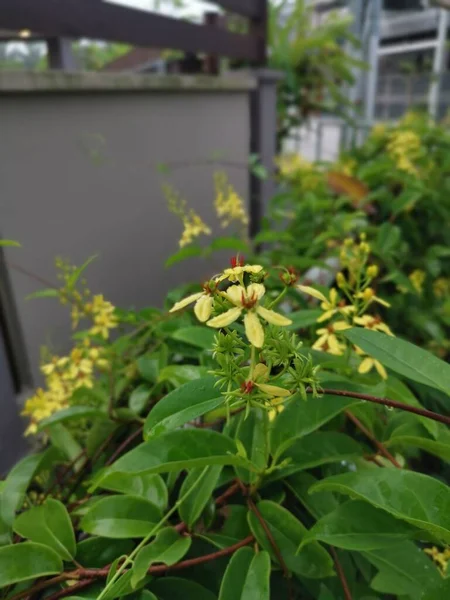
330, 547, 353, 600
345, 411, 402, 469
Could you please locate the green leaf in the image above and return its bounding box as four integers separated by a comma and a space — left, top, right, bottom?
129, 384, 152, 414
209, 237, 249, 252
0, 542, 63, 587
170, 327, 215, 350
387, 422, 450, 461
13, 499, 76, 561
37, 406, 106, 431
178, 466, 222, 528
96, 429, 248, 482
234, 409, 269, 484
67, 255, 98, 290
137, 354, 161, 383
149, 577, 217, 600
97, 472, 168, 511
144, 376, 222, 438
270, 393, 361, 457
80, 495, 162, 538
219, 547, 270, 600
165, 245, 203, 268
132, 527, 192, 587
0, 452, 45, 527
310, 469, 450, 544
363, 541, 441, 599
247, 501, 334, 579
76, 537, 134, 568
158, 365, 208, 386
285, 473, 338, 520
0, 239, 21, 247
26, 288, 59, 300
286, 309, 323, 330
48, 423, 84, 466
302, 500, 416, 551
270, 432, 363, 481
343, 328, 450, 395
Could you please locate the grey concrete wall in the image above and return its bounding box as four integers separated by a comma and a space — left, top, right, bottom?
0, 72, 253, 393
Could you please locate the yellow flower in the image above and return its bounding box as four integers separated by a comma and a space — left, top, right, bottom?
268, 397, 286, 422
354, 315, 393, 336
179, 212, 212, 248
41, 356, 69, 376
409, 269, 426, 295
207, 283, 292, 348
387, 130, 421, 174
357, 351, 387, 379
433, 277, 450, 298
371, 123, 387, 139
217, 263, 263, 283
169, 282, 216, 322
356, 287, 390, 308
214, 172, 249, 228
424, 546, 450, 575
366, 265, 379, 279
297, 285, 354, 322
313, 321, 350, 355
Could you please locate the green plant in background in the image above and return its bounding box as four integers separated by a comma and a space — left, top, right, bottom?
269, 0, 364, 148
1, 251, 450, 600
265, 111, 450, 359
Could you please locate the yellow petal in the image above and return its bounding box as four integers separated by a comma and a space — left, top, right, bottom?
247, 283, 266, 301
317, 309, 336, 323
257, 383, 290, 397
374, 359, 388, 379
327, 334, 342, 355
225, 285, 245, 306
330, 288, 338, 304
377, 322, 394, 336
297, 285, 327, 303
253, 363, 269, 382
354, 315, 371, 326
333, 321, 351, 331
256, 306, 292, 326
244, 312, 264, 348
170, 292, 204, 313
374, 295, 391, 308
313, 333, 329, 349
207, 307, 242, 328
358, 357, 373, 374
194, 295, 214, 322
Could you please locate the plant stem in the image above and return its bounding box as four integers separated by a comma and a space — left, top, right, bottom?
105, 426, 143, 466
95, 465, 211, 600
330, 547, 353, 600
249, 345, 257, 379
345, 411, 402, 468
268, 286, 288, 309
309, 388, 450, 426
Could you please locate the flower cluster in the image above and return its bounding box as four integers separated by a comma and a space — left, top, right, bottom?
409, 269, 426, 295
276, 153, 322, 192
387, 130, 421, 175
214, 171, 249, 229
424, 546, 450, 576
170, 259, 291, 348
22, 342, 108, 435
298, 236, 392, 378
163, 182, 212, 248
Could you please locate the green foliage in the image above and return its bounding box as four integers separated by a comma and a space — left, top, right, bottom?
2, 250, 449, 600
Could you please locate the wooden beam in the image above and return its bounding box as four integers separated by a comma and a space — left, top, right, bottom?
214, 0, 263, 19
0, 0, 260, 60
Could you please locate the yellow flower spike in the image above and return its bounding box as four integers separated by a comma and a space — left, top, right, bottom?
207, 283, 291, 348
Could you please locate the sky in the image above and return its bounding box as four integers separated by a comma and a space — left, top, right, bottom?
108, 0, 218, 18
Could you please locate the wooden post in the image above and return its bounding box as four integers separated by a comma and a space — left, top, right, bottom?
203, 12, 220, 75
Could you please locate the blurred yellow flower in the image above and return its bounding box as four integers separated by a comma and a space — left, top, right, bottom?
313, 321, 350, 355
354, 314, 393, 336
297, 285, 354, 322
409, 269, 426, 295
214, 172, 249, 229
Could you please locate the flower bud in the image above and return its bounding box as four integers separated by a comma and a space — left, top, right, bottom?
336, 272, 346, 288
367, 265, 379, 279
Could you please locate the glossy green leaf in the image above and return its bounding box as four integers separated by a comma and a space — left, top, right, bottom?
129, 384, 152, 414
165, 245, 203, 267
0, 542, 63, 587
96, 429, 248, 483
76, 537, 134, 568
132, 527, 192, 587
302, 500, 416, 551
170, 327, 215, 350
344, 328, 450, 395
234, 408, 269, 484
363, 541, 441, 599
26, 288, 59, 300
158, 365, 208, 387
285, 473, 338, 520
286, 309, 323, 331
219, 547, 270, 600
311, 469, 450, 544
48, 423, 83, 466
387, 422, 450, 461
270, 393, 361, 457
149, 577, 217, 600
80, 495, 162, 538
37, 406, 106, 431
270, 432, 363, 481
0, 507, 10, 546
137, 354, 160, 383
14, 498, 76, 561
144, 376, 222, 438
178, 465, 222, 528
98, 472, 167, 511
0, 452, 44, 527
247, 501, 334, 579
